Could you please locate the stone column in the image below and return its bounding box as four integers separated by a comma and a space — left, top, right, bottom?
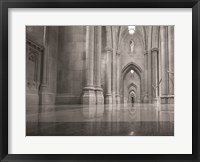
158, 32, 162, 99
151, 48, 159, 104
147, 26, 152, 103
168, 26, 174, 94
82, 26, 96, 105
95, 26, 104, 105
105, 49, 113, 105
167, 26, 174, 103
105, 27, 112, 106
116, 50, 121, 104
39, 26, 48, 105
160, 26, 168, 104
112, 26, 117, 105
143, 50, 148, 103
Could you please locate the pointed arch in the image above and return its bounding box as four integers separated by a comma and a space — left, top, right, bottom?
128, 82, 138, 90
121, 62, 142, 80
121, 62, 142, 103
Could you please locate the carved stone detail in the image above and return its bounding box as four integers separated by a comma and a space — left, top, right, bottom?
26, 38, 43, 90
27, 81, 37, 88
26, 38, 44, 52
28, 50, 37, 62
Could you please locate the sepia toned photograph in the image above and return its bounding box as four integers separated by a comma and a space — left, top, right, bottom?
26, 25, 174, 136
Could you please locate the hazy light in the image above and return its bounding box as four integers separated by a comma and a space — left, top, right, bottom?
128, 26, 135, 35
131, 70, 134, 74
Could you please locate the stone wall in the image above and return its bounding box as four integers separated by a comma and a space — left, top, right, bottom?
26, 26, 59, 107
56, 26, 86, 104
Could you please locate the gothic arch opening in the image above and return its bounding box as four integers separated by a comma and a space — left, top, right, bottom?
121, 62, 142, 104
128, 90, 136, 104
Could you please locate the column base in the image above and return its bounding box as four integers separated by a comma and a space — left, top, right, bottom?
39, 93, 56, 105
105, 94, 112, 111
160, 96, 168, 104
115, 94, 121, 104
95, 88, 104, 105
148, 96, 152, 103
152, 97, 160, 105
112, 93, 116, 105
160, 95, 174, 104
167, 95, 174, 104
95, 88, 104, 116
105, 94, 112, 104
115, 94, 121, 110
82, 87, 96, 105
39, 86, 48, 105
143, 94, 149, 103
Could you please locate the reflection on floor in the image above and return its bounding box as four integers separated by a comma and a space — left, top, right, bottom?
26, 104, 174, 136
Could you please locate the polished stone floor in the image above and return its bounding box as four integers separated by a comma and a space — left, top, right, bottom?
26, 103, 174, 136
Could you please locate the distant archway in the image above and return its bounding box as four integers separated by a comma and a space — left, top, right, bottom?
121, 62, 142, 104
128, 90, 136, 104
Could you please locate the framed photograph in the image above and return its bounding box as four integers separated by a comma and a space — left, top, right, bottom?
0, 0, 199, 161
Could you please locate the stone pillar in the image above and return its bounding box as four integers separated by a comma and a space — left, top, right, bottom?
105, 48, 113, 105
158, 31, 162, 99
167, 26, 174, 103
105, 27, 112, 106
168, 26, 174, 94
82, 26, 96, 105
151, 48, 159, 104
158, 26, 162, 100
39, 26, 48, 105
116, 50, 121, 104
143, 50, 148, 103
160, 26, 168, 104
147, 26, 152, 103
95, 26, 104, 105
112, 26, 117, 105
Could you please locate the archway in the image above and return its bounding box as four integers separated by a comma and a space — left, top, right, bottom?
121, 62, 142, 104
128, 90, 136, 104
127, 83, 138, 103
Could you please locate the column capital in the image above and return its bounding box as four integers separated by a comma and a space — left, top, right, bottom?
151, 47, 159, 52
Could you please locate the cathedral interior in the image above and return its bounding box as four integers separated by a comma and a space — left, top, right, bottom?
26, 26, 174, 136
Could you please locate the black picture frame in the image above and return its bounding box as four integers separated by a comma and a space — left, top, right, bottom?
0, 0, 199, 161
